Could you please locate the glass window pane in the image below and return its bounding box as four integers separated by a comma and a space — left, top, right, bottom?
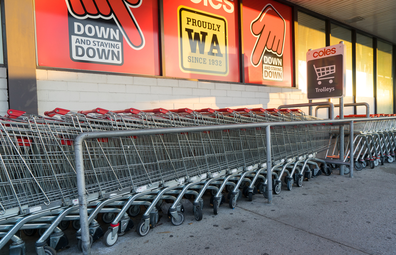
330, 24, 353, 114
356, 34, 374, 113
296, 12, 325, 94
377, 41, 393, 114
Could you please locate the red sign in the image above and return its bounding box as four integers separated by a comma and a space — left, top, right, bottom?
242, 0, 293, 86
162, 0, 240, 82
35, 0, 160, 75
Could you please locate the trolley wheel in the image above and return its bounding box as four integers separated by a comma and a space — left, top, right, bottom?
43, 246, 57, 255
374, 159, 380, 167
72, 220, 80, 230
229, 193, 238, 208
273, 182, 282, 195
23, 229, 37, 236
194, 205, 203, 221
286, 178, 293, 191
320, 164, 332, 176
38, 228, 47, 237
213, 199, 219, 215
137, 220, 150, 237
127, 205, 141, 217
171, 212, 185, 226
369, 160, 375, 169
55, 234, 69, 250
354, 161, 363, 171
58, 220, 70, 231
296, 175, 303, 187
102, 213, 116, 224
77, 235, 93, 252
257, 182, 265, 194
361, 160, 367, 168
247, 192, 253, 202
344, 167, 350, 175
386, 156, 394, 163
103, 229, 118, 247
242, 186, 249, 198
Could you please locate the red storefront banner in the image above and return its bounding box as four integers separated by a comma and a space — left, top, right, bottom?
242, 0, 293, 86
35, 0, 160, 76
162, 0, 240, 82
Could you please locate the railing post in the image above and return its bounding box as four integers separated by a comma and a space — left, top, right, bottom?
350, 120, 354, 178
266, 125, 272, 204
75, 135, 91, 255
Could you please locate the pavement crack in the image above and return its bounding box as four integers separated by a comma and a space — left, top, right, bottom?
237, 205, 375, 255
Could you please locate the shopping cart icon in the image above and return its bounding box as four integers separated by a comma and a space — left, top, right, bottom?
313, 64, 335, 85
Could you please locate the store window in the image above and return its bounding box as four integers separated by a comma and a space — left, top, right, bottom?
330, 25, 352, 110
296, 12, 326, 93
377, 41, 393, 114
356, 34, 374, 113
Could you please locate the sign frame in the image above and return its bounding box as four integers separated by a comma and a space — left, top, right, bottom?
306, 43, 346, 100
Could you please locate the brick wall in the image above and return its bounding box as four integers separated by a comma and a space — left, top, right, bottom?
36, 69, 315, 115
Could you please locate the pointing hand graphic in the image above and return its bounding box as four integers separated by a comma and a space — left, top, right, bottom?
67, 0, 144, 49
250, 5, 285, 67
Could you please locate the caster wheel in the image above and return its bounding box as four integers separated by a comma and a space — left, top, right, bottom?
369, 160, 375, 169
286, 178, 293, 191
58, 221, 70, 231
229, 193, 238, 208
361, 160, 367, 168
380, 156, 385, 165
296, 175, 303, 187
171, 212, 185, 226
72, 220, 80, 230
320, 164, 332, 176
92, 226, 104, 241
103, 229, 118, 247
194, 206, 203, 221
43, 246, 57, 255
354, 161, 363, 171
247, 192, 253, 201
127, 205, 141, 217
23, 229, 37, 236
374, 159, 379, 167
387, 156, 394, 163
213, 199, 219, 215
102, 213, 116, 224
273, 181, 281, 195
54, 234, 69, 250
137, 220, 150, 237
257, 182, 265, 194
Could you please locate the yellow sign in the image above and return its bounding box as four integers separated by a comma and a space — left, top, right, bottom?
178, 6, 228, 75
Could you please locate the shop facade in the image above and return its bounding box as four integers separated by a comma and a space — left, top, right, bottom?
0, 0, 394, 116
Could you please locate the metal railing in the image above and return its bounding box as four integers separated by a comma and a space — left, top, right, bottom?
74, 116, 396, 255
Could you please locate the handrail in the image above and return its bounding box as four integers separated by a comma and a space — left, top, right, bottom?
278, 102, 335, 120
315, 102, 370, 118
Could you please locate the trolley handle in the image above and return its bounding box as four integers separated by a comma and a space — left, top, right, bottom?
78, 108, 109, 115
196, 108, 216, 113
279, 109, 291, 113
7, 109, 26, 118
251, 108, 265, 112
44, 108, 70, 117
170, 108, 194, 114
112, 108, 141, 114
234, 108, 251, 113
290, 109, 302, 113
264, 108, 279, 113
143, 108, 169, 114
217, 108, 234, 113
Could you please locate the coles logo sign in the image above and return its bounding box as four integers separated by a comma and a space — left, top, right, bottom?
313, 48, 337, 58
250, 4, 285, 81
66, 0, 145, 65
